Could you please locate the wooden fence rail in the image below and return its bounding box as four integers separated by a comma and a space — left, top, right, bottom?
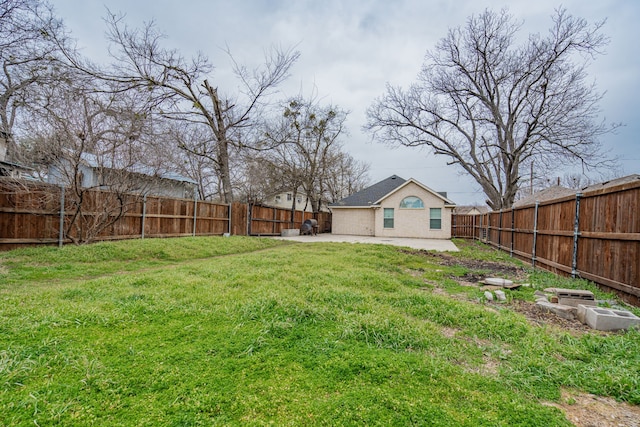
452, 180, 640, 305
248, 203, 332, 236
0, 180, 332, 251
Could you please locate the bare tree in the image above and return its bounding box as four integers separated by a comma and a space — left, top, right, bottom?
264, 97, 352, 213
82, 13, 300, 203
323, 151, 370, 204
0, 0, 70, 163
160, 121, 220, 201
365, 8, 618, 210
236, 155, 284, 204
23, 78, 160, 244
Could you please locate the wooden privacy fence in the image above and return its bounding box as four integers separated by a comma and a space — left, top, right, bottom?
0, 180, 332, 251
452, 180, 640, 305
247, 203, 332, 236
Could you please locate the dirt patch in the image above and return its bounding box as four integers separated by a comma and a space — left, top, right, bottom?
508, 300, 594, 334
545, 389, 640, 427
405, 249, 529, 283
440, 326, 459, 338
435, 252, 529, 281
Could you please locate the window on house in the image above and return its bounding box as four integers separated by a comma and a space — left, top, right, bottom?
287, 193, 292, 201
430, 208, 442, 230
400, 196, 424, 209
297, 197, 302, 203
275, 195, 281, 203
384, 208, 394, 228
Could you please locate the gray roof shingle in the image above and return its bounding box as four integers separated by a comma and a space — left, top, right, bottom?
330, 175, 406, 207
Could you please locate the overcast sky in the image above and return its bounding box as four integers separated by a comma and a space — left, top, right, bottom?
51, 0, 640, 206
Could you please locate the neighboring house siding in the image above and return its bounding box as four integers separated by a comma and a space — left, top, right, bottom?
331, 208, 375, 236
269, 191, 313, 212
48, 162, 196, 199
374, 182, 452, 239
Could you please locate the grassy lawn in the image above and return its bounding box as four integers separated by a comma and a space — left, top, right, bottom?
1, 236, 638, 426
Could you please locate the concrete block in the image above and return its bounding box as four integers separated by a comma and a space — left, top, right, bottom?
554, 288, 594, 298
281, 229, 300, 237
552, 288, 595, 299
484, 278, 513, 287
576, 305, 588, 324
579, 305, 640, 331
484, 291, 494, 302
558, 297, 597, 307
535, 301, 577, 320
494, 290, 506, 302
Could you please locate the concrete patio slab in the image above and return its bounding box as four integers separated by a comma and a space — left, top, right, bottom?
271, 233, 459, 252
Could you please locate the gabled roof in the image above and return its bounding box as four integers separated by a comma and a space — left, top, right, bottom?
454, 205, 490, 215
330, 175, 456, 208
581, 174, 640, 193
330, 175, 406, 207
512, 185, 575, 208
384, 178, 456, 206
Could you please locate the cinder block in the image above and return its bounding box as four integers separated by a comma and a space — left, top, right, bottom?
577, 304, 588, 324
558, 297, 597, 307
535, 301, 577, 320
578, 305, 640, 331
281, 229, 300, 237
554, 288, 595, 299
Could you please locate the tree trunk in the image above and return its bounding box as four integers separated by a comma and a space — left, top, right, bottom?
217, 138, 233, 203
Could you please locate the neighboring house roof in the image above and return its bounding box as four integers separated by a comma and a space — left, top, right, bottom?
79, 152, 197, 185
0, 159, 33, 178
581, 174, 640, 193
330, 175, 456, 208
0, 159, 32, 171
454, 205, 490, 215
513, 185, 575, 208
157, 171, 198, 185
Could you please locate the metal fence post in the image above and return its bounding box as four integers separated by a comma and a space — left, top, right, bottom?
228, 203, 232, 235
141, 194, 147, 239
58, 186, 65, 248
486, 213, 490, 242
571, 193, 582, 278
498, 210, 503, 250
510, 208, 515, 257
192, 194, 198, 236
532, 201, 539, 267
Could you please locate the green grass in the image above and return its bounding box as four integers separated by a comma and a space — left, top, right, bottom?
0, 236, 286, 285
0, 237, 638, 425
